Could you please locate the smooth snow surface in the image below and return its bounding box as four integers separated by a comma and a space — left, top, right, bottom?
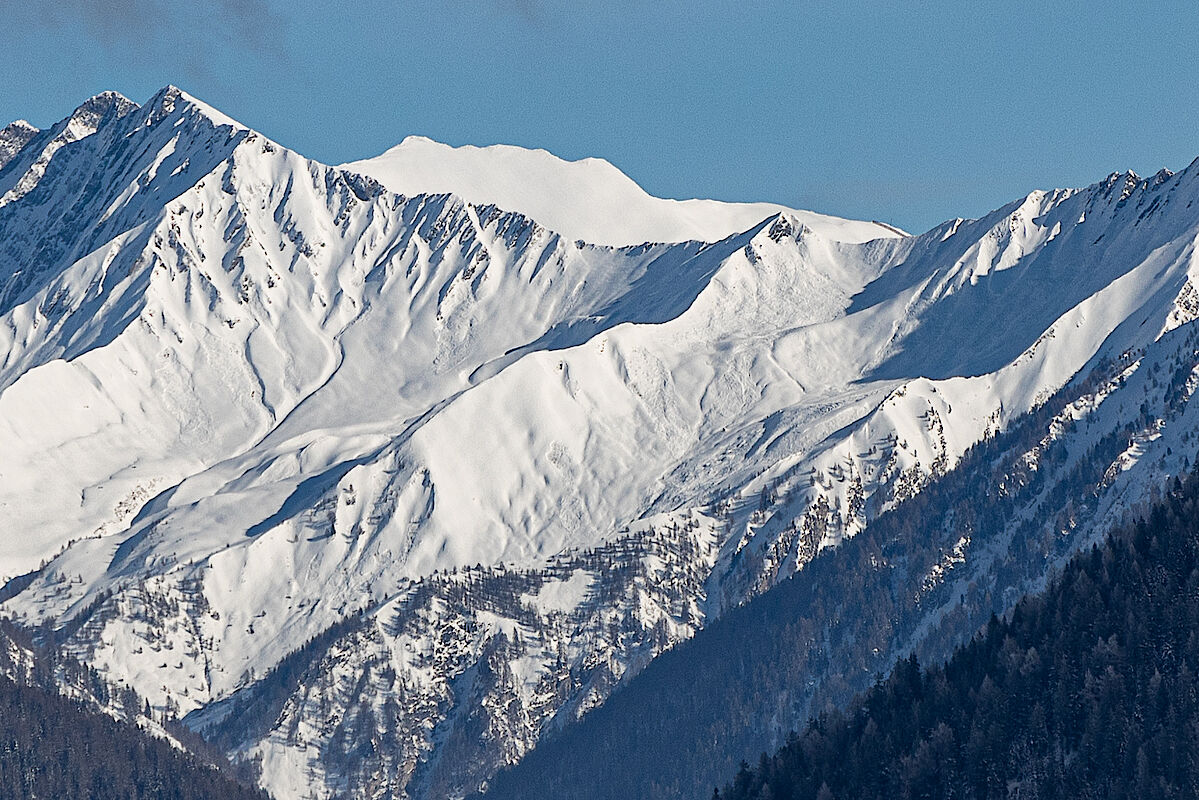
341, 135, 906, 246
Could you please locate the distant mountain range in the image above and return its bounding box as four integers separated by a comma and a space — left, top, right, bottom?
2, 86, 1198, 799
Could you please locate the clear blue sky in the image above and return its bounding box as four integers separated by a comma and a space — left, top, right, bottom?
2, 0, 1196, 234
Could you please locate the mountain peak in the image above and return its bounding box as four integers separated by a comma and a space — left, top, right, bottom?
143, 84, 244, 131
77, 89, 136, 110
0, 90, 138, 205
68, 91, 139, 131
4, 119, 38, 134
0, 120, 40, 171
759, 211, 810, 243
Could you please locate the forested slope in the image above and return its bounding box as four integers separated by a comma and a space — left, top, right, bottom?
0, 672, 272, 800
0, 618, 268, 800
716, 464, 1199, 800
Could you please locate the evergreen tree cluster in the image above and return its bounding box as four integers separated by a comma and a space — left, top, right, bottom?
0, 671, 271, 800
0, 616, 266, 799
717, 466, 1199, 800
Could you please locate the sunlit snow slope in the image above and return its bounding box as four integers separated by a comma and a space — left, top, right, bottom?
3, 86, 1199, 800
342, 135, 905, 246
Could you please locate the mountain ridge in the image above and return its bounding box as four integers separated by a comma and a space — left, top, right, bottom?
341, 132, 908, 246
4, 86, 1199, 800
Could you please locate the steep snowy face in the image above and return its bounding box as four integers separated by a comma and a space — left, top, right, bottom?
0, 86, 272, 570
342, 135, 906, 246
0, 91, 138, 207
5, 86, 1199, 800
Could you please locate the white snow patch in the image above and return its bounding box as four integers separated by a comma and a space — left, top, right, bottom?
521, 569, 594, 615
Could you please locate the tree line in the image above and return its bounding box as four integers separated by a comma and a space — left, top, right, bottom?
717, 462, 1199, 800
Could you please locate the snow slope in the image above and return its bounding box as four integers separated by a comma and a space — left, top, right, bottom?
3, 86, 1199, 800
341, 135, 905, 246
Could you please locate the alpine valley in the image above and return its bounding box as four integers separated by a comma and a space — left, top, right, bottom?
4, 87, 1199, 800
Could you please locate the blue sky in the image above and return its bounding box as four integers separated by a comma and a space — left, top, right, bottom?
2, 1, 1196, 234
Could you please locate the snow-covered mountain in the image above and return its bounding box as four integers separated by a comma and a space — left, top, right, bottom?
342, 135, 904, 246
2, 86, 1199, 800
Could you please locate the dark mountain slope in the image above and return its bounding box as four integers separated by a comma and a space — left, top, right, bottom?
0, 671, 271, 800
0, 619, 268, 800
716, 462, 1199, 800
